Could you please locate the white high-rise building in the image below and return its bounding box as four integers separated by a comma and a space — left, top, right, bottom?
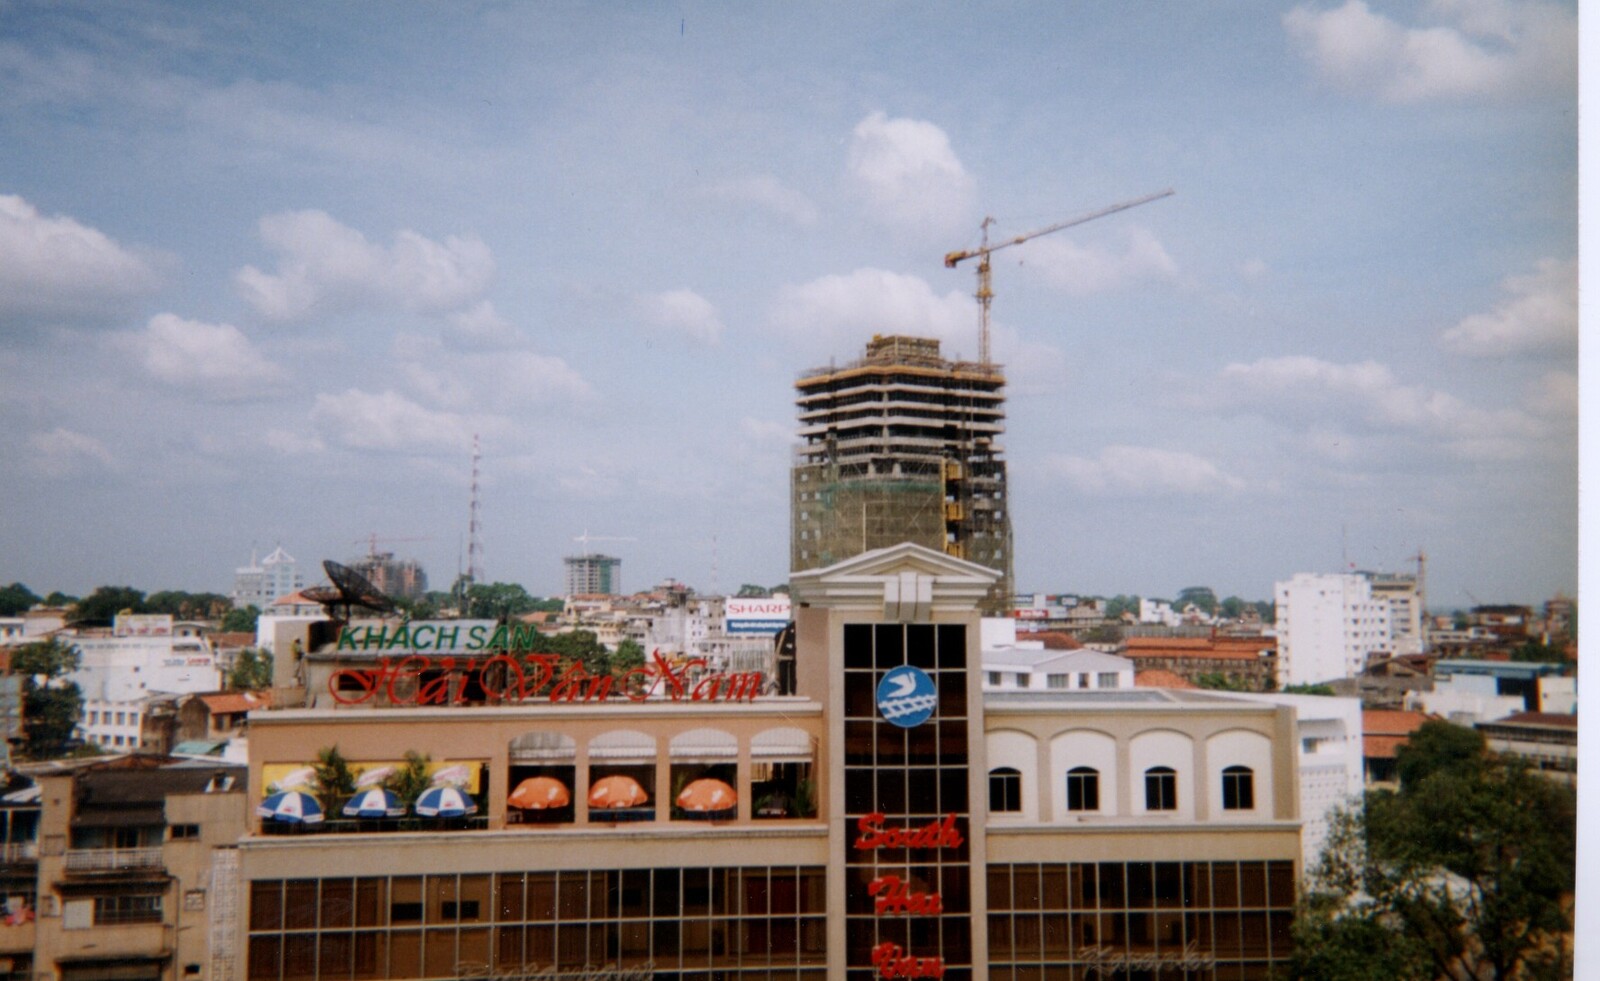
232, 546, 305, 610
1274, 572, 1393, 687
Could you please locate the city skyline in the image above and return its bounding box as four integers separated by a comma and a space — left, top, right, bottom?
0, 2, 1579, 606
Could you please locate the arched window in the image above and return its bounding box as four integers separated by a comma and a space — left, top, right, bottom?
1066, 767, 1099, 812
1222, 765, 1254, 810
1144, 766, 1177, 811
988, 767, 1022, 813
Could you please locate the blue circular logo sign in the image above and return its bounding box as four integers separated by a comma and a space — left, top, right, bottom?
876, 665, 937, 728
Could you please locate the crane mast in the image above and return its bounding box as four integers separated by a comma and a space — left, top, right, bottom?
945, 188, 1174, 365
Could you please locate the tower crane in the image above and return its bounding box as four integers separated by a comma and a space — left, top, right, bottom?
944, 188, 1174, 366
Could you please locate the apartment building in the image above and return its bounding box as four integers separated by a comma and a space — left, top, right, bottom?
1272, 573, 1393, 687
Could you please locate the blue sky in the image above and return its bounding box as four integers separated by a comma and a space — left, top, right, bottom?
0, 0, 1578, 608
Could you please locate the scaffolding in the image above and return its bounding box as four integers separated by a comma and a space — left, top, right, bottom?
792, 335, 1013, 613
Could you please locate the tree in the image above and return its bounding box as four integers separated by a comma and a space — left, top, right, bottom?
145, 590, 231, 619
0, 583, 39, 616
1193, 672, 1251, 692
1294, 722, 1576, 981
1174, 586, 1217, 615
462, 582, 540, 619
383, 750, 432, 807
1103, 594, 1139, 619
220, 605, 260, 633
73, 586, 147, 623
312, 746, 357, 813
612, 639, 647, 675
1281, 682, 1337, 696
1508, 639, 1570, 664
11, 639, 83, 759
227, 648, 274, 691
1218, 595, 1246, 620
735, 584, 769, 598
42, 591, 77, 608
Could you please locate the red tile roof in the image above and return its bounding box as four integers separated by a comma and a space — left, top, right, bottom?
1362, 708, 1433, 759
1134, 669, 1198, 690
198, 691, 272, 715
207, 632, 256, 649
1492, 712, 1578, 729
1028, 631, 1081, 651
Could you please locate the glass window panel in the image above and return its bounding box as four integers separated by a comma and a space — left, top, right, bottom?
458, 876, 490, 922
846, 769, 875, 816
250, 880, 283, 931
652, 920, 680, 966
494, 927, 525, 971
619, 920, 651, 964
800, 917, 827, 962
496, 874, 524, 922
320, 879, 354, 929
556, 924, 587, 963
1014, 866, 1042, 910
988, 867, 1012, 911
1239, 863, 1267, 907
882, 624, 913, 668
283, 880, 317, 930
653, 869, 680, 917
1041, 865, 1067, 910
248, 935, 281, 979
1267, 862, 1296, 908
1127, 862, 1154, 908
355, 878, 384, 927
801, 868, 827, 912
620, 869, 649, 918
940, 767, 969, 813
683, 868, 711, 916
527, 924, 555, 963
937, 625, 967, 668
844, 625, 873, 669
352, 931, 385, 981
281, 932, 317, 981
557, 871, 589, 918
1211, 864, 1240, 909
1096, 864, 1125, 907
877, 770, 907, 813
1240, 911, 1270, 955
1042, 912, 1070, 956
908, 771, 939, 813
527, 873, 555, 920
423, 929, 457, 978
318, 931, 353, 979
772, 870, 800, 915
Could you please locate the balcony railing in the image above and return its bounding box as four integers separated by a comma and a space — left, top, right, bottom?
64, 847, 164, 873
0, 843, 36, 864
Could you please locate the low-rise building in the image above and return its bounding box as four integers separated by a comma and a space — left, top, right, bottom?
1123, 634, 1277, 692
1361, 709, 1433, 785
1475, 712, 1577, 785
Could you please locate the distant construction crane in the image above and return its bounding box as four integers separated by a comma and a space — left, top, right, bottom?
944, 188, 1174, 365
353, 533, 430, 559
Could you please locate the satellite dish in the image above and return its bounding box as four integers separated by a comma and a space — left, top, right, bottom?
302, 560, 397, 616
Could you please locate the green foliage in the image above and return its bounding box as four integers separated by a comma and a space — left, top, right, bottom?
1174, 586, 1217, 615
312, 746, 358, 812
145, 590, 231, 619
1079, 624, 1122, 645
735, 584, 769, 598
227, 648, 274, 690
383, 750, 432, 806
461, 582, 541, 619
220, 605, 260, 633
72, 585, 148, 623
1193, 672, 1251, 692
1394, 719, 1487, 791
1295, 729, 1576, 981
1254, 600, 1275, 624
11, 639, 83, 759
1508, 639, 1570, 664
1281, 682, 1337, 696
42, 591, 77, 608
0, 582, 40, 616
1103, 594, 1139, 619
612, 639, 647, 674
1218, 595, 1245, 620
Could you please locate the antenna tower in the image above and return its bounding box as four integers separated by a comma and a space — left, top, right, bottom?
467, 435, 485, 585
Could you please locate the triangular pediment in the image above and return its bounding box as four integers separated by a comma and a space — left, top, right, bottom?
790, 542, 998, 616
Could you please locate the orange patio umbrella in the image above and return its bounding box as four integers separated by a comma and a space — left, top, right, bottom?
508, 776, 571, 810
676, 778, 736, 813
587, 775, 649, 809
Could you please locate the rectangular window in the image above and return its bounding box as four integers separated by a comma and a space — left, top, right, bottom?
988, 672, 1003, 686
1047, 674, 1068, 689
1097, 672, 1119, 689
94, 893, 163, 924
1222, 767, 1255, 811
1077, 673, 1090, 689
170, 824, 200, 840
1066, 768, 1099, 812
1145, 768, 1177, 811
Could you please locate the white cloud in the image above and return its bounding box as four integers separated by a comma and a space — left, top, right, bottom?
636, 289, 725, 344
1201, 354, 1544, 458
1524, 370, 1577, 418
310, 388, 477, 453
263, 429, 326, 456
393, 334, 592, 412
25, 427, 114, 478
1043, 446, 1244, 497
706, 176, 817, 226
446, 300, 521, 349
235, 210, 494, 321
1015, 227, 1179, 296
123, 313, 283, 395
0, 194, 160, 323
1284, 0, 1577, 102
770, 267, 975, 354
848, 111, 976, 236
1440, 258, 1576, 357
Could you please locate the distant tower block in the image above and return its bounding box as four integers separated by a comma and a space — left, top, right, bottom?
792, 334, 1013, 613
564, 554, 621, 596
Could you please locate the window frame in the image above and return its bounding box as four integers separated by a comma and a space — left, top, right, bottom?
1066, 766, 1100, 812
988, 767, 1022, 813
1221, 765, 1255, 811
1144, 766, 1177, 811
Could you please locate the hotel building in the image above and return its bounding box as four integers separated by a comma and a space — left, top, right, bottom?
222, 544, 1304, 981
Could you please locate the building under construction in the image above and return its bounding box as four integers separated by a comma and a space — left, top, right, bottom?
792, 334, 1013, 612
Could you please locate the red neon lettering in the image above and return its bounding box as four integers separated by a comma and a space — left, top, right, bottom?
853, 813, 964, 851
475, 654, 523, 702
871, 942, 945, 979
867, 875, 943, 915
519, 654, 559, 698
386, 656, 429, 703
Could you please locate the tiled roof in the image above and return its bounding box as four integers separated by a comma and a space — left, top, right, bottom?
1363, 734, 1413, 760
1134, 670, 1198, 690
1490, 711, 1578, 729
207, 632, 256, 648
1362, 709, 1431, 736
198, 691, 271, 715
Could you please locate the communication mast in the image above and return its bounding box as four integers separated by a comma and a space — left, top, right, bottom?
945, 188, 1174, 365
467, 435, 485, 586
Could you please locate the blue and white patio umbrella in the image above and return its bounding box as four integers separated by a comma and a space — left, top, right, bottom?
414, 785, 478, 818
341, 788, 405, 819
257, 790, 324, 825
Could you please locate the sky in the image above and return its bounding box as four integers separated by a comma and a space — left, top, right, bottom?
0, 0, 1579, 609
